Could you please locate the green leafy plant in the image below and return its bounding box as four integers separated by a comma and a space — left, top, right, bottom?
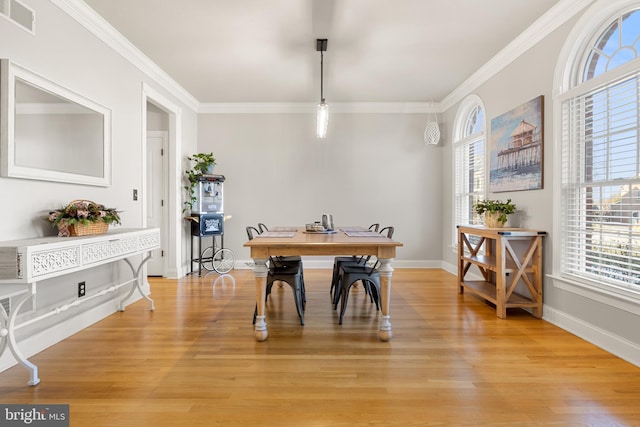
184, 152, 216, 212
473, 198, 516, 225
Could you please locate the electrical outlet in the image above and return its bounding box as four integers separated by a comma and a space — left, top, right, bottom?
78, 281, 86, 297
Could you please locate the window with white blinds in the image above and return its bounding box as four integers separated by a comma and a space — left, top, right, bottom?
453, 101, 485, 244
561, 63, 640, 290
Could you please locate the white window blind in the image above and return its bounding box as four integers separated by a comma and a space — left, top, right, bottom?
454, 136, 485, 229
453, 99, 485, 247
561, 70, 640, 289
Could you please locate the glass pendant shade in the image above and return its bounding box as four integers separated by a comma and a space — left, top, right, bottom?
317, 102, 329, 138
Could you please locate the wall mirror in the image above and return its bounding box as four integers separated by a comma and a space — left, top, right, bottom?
0, 59, 111, 186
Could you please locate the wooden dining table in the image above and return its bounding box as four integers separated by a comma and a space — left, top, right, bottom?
244, 227, 403, 341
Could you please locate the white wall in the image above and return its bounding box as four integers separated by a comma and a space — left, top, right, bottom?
0, 0, 198, 372
147, 102, 170, 131
197, 111, 443, 268
440, 3, 640, 366
440, 26, 569, 269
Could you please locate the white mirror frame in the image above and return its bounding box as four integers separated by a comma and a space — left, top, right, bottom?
0, 59, 112, 186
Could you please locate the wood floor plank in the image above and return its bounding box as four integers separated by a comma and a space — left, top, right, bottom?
1, 269, 639, 426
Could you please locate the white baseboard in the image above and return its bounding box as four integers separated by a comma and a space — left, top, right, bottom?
0, 290, 147, 375
441, 261, 457, 276
166, 266, 182, 279
543, 306, 640, 367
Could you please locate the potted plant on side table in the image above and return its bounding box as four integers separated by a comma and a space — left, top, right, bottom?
184, 152, 216, 213
473, 198, 516, 228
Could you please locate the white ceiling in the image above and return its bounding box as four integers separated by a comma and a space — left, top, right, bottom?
82, 0, 563, 104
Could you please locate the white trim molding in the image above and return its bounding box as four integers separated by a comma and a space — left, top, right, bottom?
544, 304, 640, 367
549, 274, 640, 316
52, 0, 199, 113
142, 82, 184, 278
0, 290, 147, 373
53, 0, 594, 117
441, 0, 595, 111
198, 102, 440, 115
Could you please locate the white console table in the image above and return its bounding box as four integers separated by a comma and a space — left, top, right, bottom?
0, 228, 160, 386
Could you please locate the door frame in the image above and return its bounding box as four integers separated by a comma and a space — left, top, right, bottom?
142, 83, 183, 278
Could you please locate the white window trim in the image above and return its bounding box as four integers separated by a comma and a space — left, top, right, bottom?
549, 274, 640, 316
554, 0, 640, 93
452, 94, 486, 248
452, 94, 485, 141
551, 0, 640, 304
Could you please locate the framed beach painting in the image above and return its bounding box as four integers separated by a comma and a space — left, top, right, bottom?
489, 95, 544, 192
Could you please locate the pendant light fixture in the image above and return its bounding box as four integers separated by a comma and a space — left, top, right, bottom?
316, 38, 328, 139
424, 105, 440, 146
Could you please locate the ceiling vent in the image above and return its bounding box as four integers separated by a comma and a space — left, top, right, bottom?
1, 0, 35, 33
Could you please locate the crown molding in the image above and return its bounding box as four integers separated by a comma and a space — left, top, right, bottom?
199, 102, 440, 114
440, 0, 596, 112
51, 0, 200, 112
54, 0, 594, 116
199, 103, 312, 114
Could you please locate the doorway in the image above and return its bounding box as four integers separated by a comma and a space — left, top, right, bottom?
145, 129, 168, 276
142, 83, 183, 279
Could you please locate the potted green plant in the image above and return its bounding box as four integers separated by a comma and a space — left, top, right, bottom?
473, 198, 516, 228
184, 152, 216, 212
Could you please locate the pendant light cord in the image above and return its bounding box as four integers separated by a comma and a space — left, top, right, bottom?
320, 50, 325, 103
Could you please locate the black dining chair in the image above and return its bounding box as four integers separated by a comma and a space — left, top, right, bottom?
329, 223, 381, 305
335, 226, 394, 324
378, 226, 394, 239
256, 223, 303, 268
247, 224, 304, 273
246, 225, 260, 240
337, 260, 382, 325
254, 261, 306, 326
247, 226, 306, 326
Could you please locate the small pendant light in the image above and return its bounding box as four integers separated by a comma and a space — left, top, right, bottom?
316, 38, 328, 139
424, 104, 440, 146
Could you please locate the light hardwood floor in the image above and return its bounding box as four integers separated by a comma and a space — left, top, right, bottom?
1, 269, 639, 426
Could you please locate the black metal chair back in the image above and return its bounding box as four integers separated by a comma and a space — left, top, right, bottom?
246, 226, 260, 240
379, 226, 394, 238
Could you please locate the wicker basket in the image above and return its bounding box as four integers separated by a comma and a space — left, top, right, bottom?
484, 212, 505, 228
68, 221, 109, 236
51, 199, 116, 237
64, 199, 110, 236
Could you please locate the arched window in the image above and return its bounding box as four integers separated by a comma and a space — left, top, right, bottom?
453, 95, 485, 243
582, 9, 640, 80
559, 4, 640, 291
